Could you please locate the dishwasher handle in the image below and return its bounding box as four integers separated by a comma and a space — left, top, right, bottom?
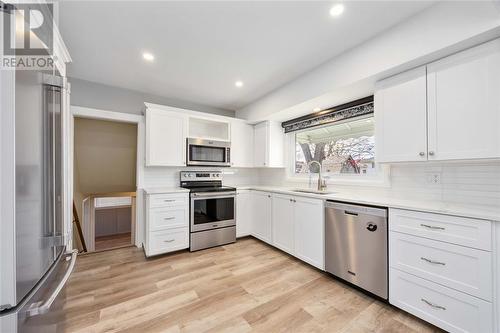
325, 201, 387, 218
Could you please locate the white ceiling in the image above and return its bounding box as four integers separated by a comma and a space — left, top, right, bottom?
59, 1, 434, 111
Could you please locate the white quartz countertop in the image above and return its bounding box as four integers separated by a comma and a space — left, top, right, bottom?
236, 185, 500, 222
142, 187, 189, 194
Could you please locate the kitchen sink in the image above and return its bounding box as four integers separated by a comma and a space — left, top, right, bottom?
292, 189, 335, 195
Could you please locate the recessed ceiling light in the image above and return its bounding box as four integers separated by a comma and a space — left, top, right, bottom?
329, 3, 345, 17
313, 107, 321, 112
235, 80, 244, 88
143, 52, 155, 62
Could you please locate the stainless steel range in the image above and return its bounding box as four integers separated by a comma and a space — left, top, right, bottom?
180, 171, 236, 251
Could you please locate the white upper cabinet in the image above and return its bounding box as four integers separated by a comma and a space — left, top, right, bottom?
253, 122, 267, 167
427, 39, 500, 161
375, 67, 428, 163
253, 121, 285, 167
188, 116, 230, 141
230, 120, 254, 167
375, 39, 500, 163
145, 108, 187, 166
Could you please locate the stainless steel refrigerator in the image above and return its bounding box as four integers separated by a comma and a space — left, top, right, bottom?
0, 8, 76, 332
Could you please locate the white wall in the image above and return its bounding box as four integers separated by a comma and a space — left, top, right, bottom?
70, 77, 235, 117
237, 1, 500, 122
74, 118, 137, 194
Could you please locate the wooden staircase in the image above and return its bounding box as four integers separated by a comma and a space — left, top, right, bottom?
73, 202, 87, 253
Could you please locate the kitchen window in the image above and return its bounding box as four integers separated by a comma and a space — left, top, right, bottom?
294, 115, 377, 176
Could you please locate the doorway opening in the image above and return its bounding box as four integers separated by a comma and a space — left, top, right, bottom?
73, 117, 138, 252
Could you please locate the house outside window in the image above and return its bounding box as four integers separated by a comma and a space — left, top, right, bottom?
294, 115, 376, 176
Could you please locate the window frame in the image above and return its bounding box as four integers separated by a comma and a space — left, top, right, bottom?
285, 119, 391, 187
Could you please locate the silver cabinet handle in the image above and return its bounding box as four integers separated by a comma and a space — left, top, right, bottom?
421, 298, 446, 310
26, 250, 78, 317
163, 239, 175, 243
163, 217, 175, 220
163, 199, 175, 202
268, 195, 271, 198
420, 224, 445, 230
429, 151, 435, 156
419, 152, 425, 156
421, 257, 446, 266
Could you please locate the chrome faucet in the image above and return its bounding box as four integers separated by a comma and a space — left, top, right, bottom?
307, 160, 327, 192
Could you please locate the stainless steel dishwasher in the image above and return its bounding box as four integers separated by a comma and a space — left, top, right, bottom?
325, 201, 388, 299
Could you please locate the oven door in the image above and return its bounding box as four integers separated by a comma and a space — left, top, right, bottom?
190, 192, 235, 232
187, 138, 230, 167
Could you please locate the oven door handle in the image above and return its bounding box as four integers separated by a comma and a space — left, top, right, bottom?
191, 192, 236, 198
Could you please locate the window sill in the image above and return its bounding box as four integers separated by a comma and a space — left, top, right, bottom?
285, 166, 391, 188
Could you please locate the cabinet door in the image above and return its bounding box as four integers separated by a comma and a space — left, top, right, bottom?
267, 121, 285, 167
231, 121, 254, 167
253, 122, 268, 167
251, 191, 272, 243
145, 108, 187, 166
236, 191, 252, 237
375, 67, 428, 162
427, 39, 500, 161
294, 197, 324, 269
271, 194, 294, 254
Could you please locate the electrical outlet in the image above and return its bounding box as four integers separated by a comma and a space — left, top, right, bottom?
425, 172, 441, 185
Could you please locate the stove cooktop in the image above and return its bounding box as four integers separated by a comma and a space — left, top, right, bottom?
184, 186, 236, 193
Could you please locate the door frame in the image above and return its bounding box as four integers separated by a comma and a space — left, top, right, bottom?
68, 106, 145, 249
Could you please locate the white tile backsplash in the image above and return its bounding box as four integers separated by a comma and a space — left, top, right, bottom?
391, 163, 500, 206
143, 167, 259, 188
257, 162, 500, 207
142, 162, 500, 208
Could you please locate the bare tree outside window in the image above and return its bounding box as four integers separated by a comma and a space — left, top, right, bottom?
295, 117, 376, 175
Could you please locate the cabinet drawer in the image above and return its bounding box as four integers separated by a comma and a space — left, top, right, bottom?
390, 232, 492, 301
149, 207, 187, 231
148, 228, 189, 256
148, 194, 187, 209
389, 209, 491, 250
390, 269, 493, 333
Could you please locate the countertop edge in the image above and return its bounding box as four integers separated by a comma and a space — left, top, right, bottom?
142, 187, 190, 194
236, 185, 500, 222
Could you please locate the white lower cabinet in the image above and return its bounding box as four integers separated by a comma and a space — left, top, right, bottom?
390, 232, 492, 301
238, 191, 324, 270
148, 227, 189, 256
294, 196, 324, 270
236, 190, 253, 237
145, 192, 189, 257
389, 208, 494, 333
390, 269, 493, 333
390, 208, 492, 251
251, 191, 272, 243
271, 194, 295, 254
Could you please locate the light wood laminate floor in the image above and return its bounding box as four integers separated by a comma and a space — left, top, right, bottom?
94, 232, 132, 252
50, 238, 443, 332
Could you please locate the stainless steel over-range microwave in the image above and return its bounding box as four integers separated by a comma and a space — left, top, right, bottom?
186, 138, 231, 167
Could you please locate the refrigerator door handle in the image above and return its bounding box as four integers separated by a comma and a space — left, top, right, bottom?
25, 250, 77, 317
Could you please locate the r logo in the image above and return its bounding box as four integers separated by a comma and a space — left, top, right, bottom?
2, 3, 53, 56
